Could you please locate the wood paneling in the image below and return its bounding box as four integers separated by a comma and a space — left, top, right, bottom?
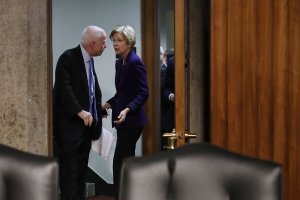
287, 0, 300, 197
211, 0, 300, 199
211, 0, 228, 147
141, 0, 160, 154
174, 0, 186, 146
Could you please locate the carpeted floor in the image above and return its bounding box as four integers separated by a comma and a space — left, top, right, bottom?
86, 195, 115, 200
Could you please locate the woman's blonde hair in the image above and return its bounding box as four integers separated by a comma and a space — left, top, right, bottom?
110, 25, 136, 47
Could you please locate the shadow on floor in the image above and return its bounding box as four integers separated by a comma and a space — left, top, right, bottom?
86, 167, 115, 198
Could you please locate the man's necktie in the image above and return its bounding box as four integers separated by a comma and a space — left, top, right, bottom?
88, 58, 98, 126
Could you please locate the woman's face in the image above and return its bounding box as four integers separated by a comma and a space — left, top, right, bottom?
112, 32, 131, 59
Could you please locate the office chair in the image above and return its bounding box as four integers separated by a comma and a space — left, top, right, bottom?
119, 143, 282, 200
0, 144, 59, 200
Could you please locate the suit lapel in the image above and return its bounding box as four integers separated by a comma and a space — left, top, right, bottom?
115, 59, 123, 89
115, 50, 135, 90
74, 45, 89, 95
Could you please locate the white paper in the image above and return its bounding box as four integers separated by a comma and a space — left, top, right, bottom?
92, 127, 115, 159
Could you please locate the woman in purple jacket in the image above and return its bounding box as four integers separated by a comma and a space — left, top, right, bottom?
103, 25, 149, 195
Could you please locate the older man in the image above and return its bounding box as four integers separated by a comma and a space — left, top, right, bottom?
53, 25, 106, 200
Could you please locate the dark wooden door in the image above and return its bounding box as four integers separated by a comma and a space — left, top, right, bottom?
210, 0, 300, 199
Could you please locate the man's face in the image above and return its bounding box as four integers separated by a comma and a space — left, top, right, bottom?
92, 34, 107, 56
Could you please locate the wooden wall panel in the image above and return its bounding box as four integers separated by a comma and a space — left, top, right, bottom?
141, 0, 160, 154
287, 0, 300, 197
241, 0, 259, 157
273, 0, 290, 198
257, 0, 274, 160
211, 0, 300, 199
227, 0, 243, 153
210, 0, 228, 147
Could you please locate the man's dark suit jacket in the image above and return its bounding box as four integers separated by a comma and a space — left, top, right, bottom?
107, 50, 149, 129
163, 56, 175, 132
53, 45, 102, 142
160, 63, 169, 132
164, 56, 174, 101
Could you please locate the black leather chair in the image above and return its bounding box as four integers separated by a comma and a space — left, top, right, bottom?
0, 144, 59, 200
119, 143, 282, 200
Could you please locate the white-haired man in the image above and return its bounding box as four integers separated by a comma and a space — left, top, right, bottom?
53, 25, 107, 200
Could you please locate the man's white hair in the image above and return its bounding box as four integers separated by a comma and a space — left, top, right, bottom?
160, 46, 164, 54
81, 25, 104, 46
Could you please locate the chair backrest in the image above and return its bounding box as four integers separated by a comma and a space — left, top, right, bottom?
119, 143, 282, 200
0, 144, 59, 200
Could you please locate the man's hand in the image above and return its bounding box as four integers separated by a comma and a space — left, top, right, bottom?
169, 93, 175, 102
77, 110, 93, 126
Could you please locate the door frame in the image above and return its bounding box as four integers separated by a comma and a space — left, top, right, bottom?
47, 0, 186, 156
141, 0, 186, 155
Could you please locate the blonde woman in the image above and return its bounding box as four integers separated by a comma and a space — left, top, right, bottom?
103, 25, 149, 195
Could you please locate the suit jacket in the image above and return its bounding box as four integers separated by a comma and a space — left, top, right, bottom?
160, 63, 169, 132
163, 56, 175, 132
160, 63, 167, 99
107, 50, 149, 129
164, 56, 174, 101
53, 45, 102, 142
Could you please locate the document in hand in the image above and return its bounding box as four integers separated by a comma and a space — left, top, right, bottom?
91, 127, 115, 160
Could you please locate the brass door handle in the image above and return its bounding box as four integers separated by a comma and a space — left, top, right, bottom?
163, 129, 197, 150
163, 129, 177, 150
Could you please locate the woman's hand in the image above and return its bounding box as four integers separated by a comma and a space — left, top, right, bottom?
114, 107, 130, 125
102, 102, 111, 110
